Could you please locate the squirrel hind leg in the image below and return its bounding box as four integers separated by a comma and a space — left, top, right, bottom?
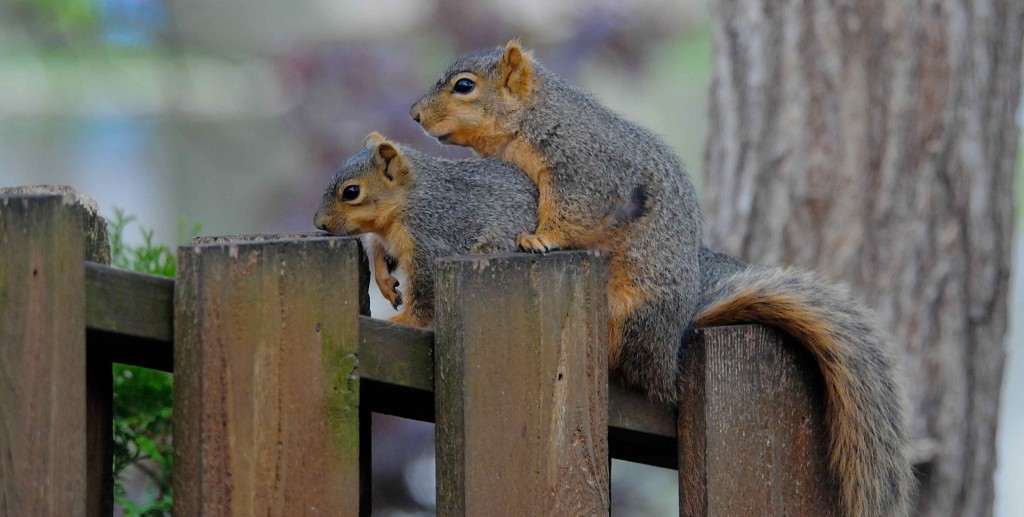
614, 293, 687, 405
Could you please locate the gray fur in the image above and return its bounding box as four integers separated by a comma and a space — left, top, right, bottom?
698, 246, 747, 292
326, 145, 538, 322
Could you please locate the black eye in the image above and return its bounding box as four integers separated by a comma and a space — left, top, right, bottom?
452, 78, 475, 94
341, 185, 360, 201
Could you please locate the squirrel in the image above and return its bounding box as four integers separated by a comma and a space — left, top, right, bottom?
410, 40, 703, 404
313, 132, 537, 327
315, 133, 747, 331
409, 41, 911, 516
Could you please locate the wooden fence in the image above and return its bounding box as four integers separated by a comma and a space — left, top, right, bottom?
0, 190, 838, 516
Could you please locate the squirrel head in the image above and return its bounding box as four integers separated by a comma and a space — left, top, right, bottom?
314, 132, 410, 236
410, 40, 535, 156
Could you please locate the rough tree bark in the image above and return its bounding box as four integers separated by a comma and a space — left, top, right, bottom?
703, 1, 1021, 515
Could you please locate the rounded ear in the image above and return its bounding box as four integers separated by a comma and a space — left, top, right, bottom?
373, 142, 408, 183
375, 142, 399, 163
363, 131, 386, 148
500, 40, 533, 97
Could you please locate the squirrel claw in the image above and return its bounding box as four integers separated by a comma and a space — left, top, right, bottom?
517, 232, 559, 254
381, 277, 403, 309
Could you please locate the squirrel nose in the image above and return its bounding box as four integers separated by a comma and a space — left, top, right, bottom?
412, 112, 421, 123
410, 104, 421, 123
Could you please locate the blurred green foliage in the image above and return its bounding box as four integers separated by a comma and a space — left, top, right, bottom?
10, 0, 99, 37
112, 364, 173, 516
108, 208, 200, 516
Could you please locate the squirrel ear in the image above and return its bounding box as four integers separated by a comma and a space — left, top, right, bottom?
500, 40, 533, 98
363, 131, 386, 148
374, 142, 408, 183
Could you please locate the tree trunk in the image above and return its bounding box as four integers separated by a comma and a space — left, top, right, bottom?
703, 1, 1021, 515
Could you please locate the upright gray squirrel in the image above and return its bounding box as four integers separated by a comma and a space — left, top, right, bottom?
407, 41, 913, 517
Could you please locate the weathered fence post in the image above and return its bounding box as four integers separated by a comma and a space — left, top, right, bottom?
0, 194, 89, 515
173, 235, 370, 515
0, 185, 114, 515
677, 325, 840, 516
434, 251, 610, 516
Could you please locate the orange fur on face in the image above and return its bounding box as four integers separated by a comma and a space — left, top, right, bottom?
317, 179, 403, 236
414, 83, 518, 155
412, 42, 536, 160
316, 142, 409, 238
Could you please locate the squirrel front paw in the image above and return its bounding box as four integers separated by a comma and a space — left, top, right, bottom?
381, 277, 403, 309
517, 232, 562, 253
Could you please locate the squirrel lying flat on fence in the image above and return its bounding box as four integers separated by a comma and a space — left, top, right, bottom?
314, 132, 537, 328
409, 41, 913, 517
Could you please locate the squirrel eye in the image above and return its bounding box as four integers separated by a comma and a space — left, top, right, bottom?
452, 78, 476, 94
341, 185, 360, 202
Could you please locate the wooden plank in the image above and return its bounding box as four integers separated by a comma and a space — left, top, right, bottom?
85, 263, 173, 343
81, 247, 679, 464
78, 202, 113, 517
358, 316, 677, 464
80, 260, 679, 464
193, 231, 331, 245
608, 384, 677, 468
677, 328, 710, 517
677, 325, 840, 516
434, 251, 611, 516
0, 186, 110, 264
86, 344, 114, 517
4, 186, 116, 517
0, 194, 88, 516
173, 236, 369, 516
358, 316, 433, 392
358, 316, 435, 423
85, 263, 174, 372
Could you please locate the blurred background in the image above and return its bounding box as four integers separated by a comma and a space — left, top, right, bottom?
0, 0, 1019, 515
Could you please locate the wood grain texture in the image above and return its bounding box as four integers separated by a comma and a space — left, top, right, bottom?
434, 251, 611, 516
2, 187, 115, 516
79, 265, 681, 463
85, 263, 174, 371
358, 316, 436, 423
173, 236, 368, 516
608, 383, 677, 468
0, 194, 88, 516
358, 315, 433, 393
703, 2, 1021, 514
192, 232, 332, 245
86, 263, 173, 343
0, 186, 110, 264
678, 325, 839, 517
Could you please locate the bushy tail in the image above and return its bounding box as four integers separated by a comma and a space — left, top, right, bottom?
694, 267, 912, 517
